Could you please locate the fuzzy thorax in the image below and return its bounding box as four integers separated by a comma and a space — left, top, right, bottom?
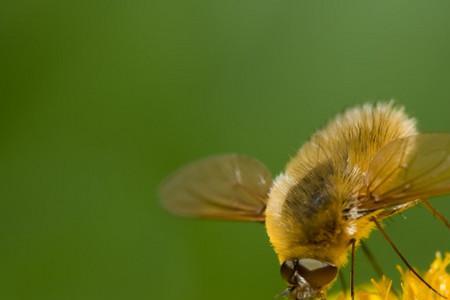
265, 102, 417, 267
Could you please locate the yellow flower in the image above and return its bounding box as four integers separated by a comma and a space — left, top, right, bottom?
331, 252, 450, 300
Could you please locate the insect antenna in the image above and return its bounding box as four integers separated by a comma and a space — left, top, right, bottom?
372, 217, 447, 299
422, 199, 450, 229
338, 270, 348, 296
350, 239, 356, 300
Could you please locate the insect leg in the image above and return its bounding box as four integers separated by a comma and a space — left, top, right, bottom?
350, 239, 356, 300
422, 199, 450, 229
338, 270, 348, 296
360, 240, 399, 296
360, 240, 383, 278
372, 217, 446, 299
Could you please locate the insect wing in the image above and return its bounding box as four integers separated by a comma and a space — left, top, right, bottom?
361, 134, 450, 212
160, 154, 272, 221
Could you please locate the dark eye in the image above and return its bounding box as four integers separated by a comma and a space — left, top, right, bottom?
295, 258, 338, 288
280, 259, 297, 284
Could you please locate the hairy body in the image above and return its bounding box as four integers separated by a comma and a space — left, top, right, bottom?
161, 102, 449, 299
266, 103, 416, 267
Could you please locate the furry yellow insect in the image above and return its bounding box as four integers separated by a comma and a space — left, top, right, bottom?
160, 102, 449, 300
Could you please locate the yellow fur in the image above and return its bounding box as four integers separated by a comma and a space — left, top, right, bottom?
265, 102, 417, 267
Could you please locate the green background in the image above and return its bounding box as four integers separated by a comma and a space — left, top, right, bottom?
1, 0, 450, 299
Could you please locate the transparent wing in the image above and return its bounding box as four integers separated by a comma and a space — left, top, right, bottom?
159, 154, 272, 221
359, 134, 450, 213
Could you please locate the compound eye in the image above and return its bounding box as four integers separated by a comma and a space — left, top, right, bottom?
280, 259, 297, 284
296, 258, 338, 289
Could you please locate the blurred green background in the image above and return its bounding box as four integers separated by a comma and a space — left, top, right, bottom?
1, 0, 450, 299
